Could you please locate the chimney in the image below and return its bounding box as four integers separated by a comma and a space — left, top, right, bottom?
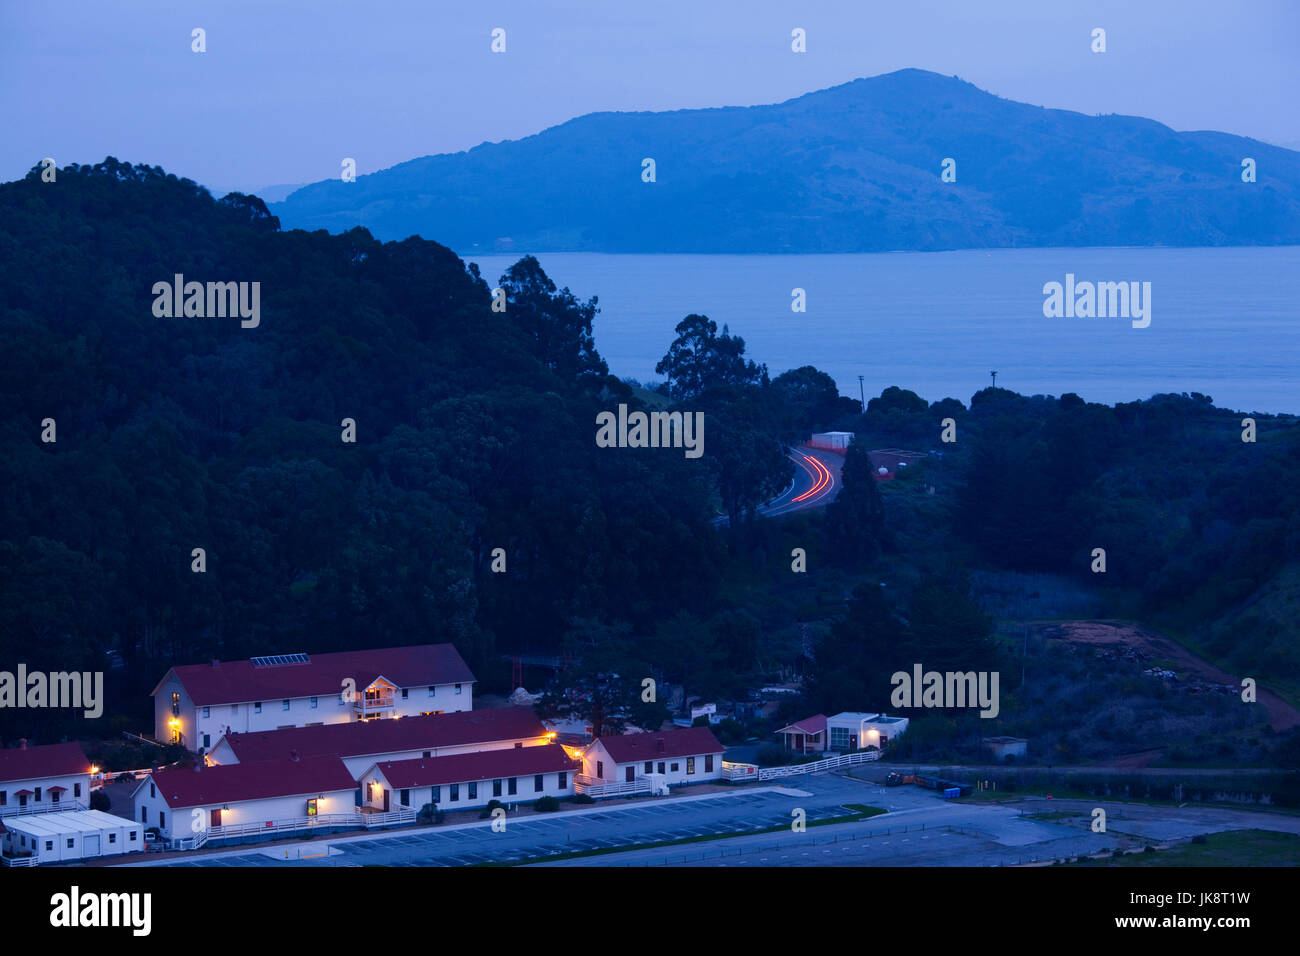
18, 738, 27, 750
655, 738, 664, 753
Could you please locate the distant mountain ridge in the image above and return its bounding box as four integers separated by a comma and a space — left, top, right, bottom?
273, 68, 1300, 253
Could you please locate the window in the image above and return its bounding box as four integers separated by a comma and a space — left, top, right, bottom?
596, 761, 604, 778
400, 789, 410, 807
159, 812, 165, 829
670, 763, 679, 772
492, 779, 502, 798
171, 692, 180, 716
232, 704, 238, 714
514, 742, 522, 749
450, 784, 459, 802
282, 699, 290, 711
0, 791, 6, 805
428, 686, 436, 697
150, 783, 156, 798
508, 777, 517, 796
141, 808, 147, 824
34, 787, 41, 801
67, 839, 75, 849
423, 751, 432, 758
401, 688, 409, 700
431, 786, 440, 802
455, 683, 462, 695
557, 772, 567, 789
307, 799, 318, 817
705, 755, 714, 772
625, 767, 635, 783
109, 833, 117, 844
202, 734, 210, 750
254, 702, 262, 714
203, 706, 210, 718
657, 762, 665, 775
468, 782, 477, 799
644, 761, 653, 773
829, 727, 853, 750
310, 697, 318, 709
46, 840, 54, 851
534, 774, 543, 793
74, 783, 81, 798
687, 757, 696, 775
130, 832, 137, 842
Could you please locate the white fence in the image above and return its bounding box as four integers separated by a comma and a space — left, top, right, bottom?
169, 805, 417, 851
0, 854, 39, 867
723, 750, 881, 784
0, 798, 89, 818
574, 774, 651, 798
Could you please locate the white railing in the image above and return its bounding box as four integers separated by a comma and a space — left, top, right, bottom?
721, 761, 759, 782
574, 774, 651, 798
360, 807, 417, 828
0, 854, 39, 866
0, 799, 89, 817
174, 806, 418, 850
756, 749, 880, 781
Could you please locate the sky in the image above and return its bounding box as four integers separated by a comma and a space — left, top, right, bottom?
2, 1, 1297, 195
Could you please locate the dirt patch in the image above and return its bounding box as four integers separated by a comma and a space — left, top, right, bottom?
1032, 620, 1300, 734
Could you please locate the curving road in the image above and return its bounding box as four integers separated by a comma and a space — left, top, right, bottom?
713, 446, 843, 526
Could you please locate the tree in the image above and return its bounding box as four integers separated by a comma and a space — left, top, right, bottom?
824, 442, 885, 564
655, 314, 766, 400
498, 256, 607, 385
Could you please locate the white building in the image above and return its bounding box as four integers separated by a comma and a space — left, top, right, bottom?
581, 726, 724, 788
359, 743, 580, 813
133, 755, 359, 843
824, 712, 910, 752
1, 809, 143, 864
206, 706, 553, 778
151, 643, 477, 750
0, 741, 93, 816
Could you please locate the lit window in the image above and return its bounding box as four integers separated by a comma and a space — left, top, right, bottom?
306, 799, 318, 817
687, 757, 695, 775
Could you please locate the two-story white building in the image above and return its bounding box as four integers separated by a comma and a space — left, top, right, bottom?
132, 754, 359, 842
151, 644, 477, 751
0, 741, 93, 815
358, 744, 580, 813
206, 706, 552, 778
581, 727, 725, 788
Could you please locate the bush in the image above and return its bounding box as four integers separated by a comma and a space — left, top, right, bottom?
534, 796, 561, 812
89, 790, 111, 812
417, 802, 444, 825
713, 718, 747, 745
114, 772, 135, 784
756, 744, 792, 767
479, 799, 505, 819
567, 793, 595, 805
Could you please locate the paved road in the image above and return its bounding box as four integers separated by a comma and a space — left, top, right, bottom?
713, 446, 842, 527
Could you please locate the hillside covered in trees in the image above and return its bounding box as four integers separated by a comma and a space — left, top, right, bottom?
2, 159, 1298, 769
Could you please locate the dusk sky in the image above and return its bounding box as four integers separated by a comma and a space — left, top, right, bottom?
3, 0, 1297, 196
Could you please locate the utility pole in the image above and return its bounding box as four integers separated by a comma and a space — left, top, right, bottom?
991, 370, 998, 388
858, 375, 865, 411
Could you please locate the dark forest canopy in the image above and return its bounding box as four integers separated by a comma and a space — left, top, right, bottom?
2, 159, 1298, 751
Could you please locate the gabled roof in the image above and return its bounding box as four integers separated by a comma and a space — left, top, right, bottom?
594, 726, 724, 763
216, 706, 548, 763
0, 742, 92, 784
152, 644, 476, 705
777, 714, 827, 736
370, 744, 579, 789
148, 756, 356, 809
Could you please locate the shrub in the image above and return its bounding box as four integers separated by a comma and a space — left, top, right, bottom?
534, 796, 561, 812
756, 744, 792, 767
417, 802, 444, 825
567, 793, 595, 805
479, 799, 505, 819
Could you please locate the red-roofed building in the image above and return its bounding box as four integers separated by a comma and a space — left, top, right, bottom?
0, 741, 93, 816
359, 744, 580, 812
207, 706, 552, 777
132, 755, 361, 845
581, 727, 724, 788
151, 644, 476, 751
775, 714, 828, 753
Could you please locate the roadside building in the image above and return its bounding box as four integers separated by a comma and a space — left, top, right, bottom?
581, 726, 724, 787
151, 643, 476, 750
983, 737, 1028, 762
809, 432, 854, 452
133, 755, 359, 844
2, 808, 143, 864
206, 706, 552, 778
0, 741, 93, 816
359, 743, 580, 813
776, 714, 828, 753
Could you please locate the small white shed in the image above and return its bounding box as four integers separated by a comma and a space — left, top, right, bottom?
2, 809, 143, 864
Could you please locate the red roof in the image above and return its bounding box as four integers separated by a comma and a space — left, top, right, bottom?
0, 742, 91, 784
778, 714, 827, 735
149, 755, 357, 808
155, 644, 476, 705
219, 706, 548, 762
373, 744, 579, 789
595, 727, 724, 763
